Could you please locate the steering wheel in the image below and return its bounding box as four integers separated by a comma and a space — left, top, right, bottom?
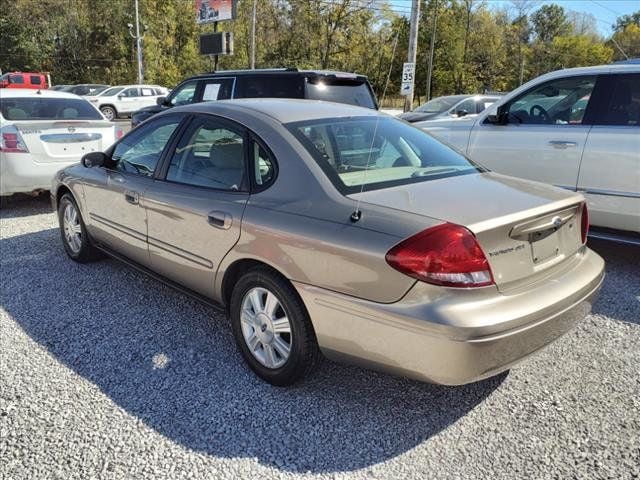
529, 104, 550, 122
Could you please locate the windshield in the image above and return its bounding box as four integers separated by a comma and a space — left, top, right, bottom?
415, 96, 466, 113
305, 78, 376, 109
0, 97, 103, 120
287, 116, 482, 194
99, 87, 124, 97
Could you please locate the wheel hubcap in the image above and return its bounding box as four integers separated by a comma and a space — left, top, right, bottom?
241, 287, 292, 369
63, 203, 82, 254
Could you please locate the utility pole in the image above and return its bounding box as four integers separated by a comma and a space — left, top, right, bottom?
403, 0, 420, 112
426, 0, 438, 101
127, 0, 146, 84
250, 0, 257, 69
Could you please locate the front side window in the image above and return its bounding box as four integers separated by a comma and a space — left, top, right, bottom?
507, 75, 596, 125
121, 88, 140, 98
10, 75, 24, 85
452, 98, 475, 115
288, 116, 482, 194
112, 116, 181, 177
166, 119, 245, 191
170, 81, 198, 106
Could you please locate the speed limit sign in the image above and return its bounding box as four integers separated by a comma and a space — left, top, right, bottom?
400, 62, 415, 96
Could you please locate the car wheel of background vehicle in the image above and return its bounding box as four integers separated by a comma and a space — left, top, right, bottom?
100, 106, 116, 121
58, 194, 102, 263
230, 267, 320, 386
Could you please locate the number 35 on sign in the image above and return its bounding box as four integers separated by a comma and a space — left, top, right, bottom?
400, 62, 415, 96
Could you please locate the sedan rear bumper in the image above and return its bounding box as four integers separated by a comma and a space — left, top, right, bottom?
294, 247, 604, 385
0, 154, 75, 196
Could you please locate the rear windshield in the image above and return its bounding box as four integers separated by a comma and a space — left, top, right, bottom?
0, 97, 103, 120
287, 116, 483, 194
305, 78, 376, 109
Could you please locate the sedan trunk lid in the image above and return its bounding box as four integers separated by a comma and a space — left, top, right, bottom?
350, 172, 585, 292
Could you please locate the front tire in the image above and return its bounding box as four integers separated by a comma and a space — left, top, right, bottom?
58, 194, 102, 263
230, 267, 320, 386
100, 106, 116, 121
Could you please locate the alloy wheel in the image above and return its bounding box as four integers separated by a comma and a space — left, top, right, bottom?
240, 287, 292, 369
63, 202, 82, 254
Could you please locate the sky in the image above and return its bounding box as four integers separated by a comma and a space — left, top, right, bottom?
388, 0, 639, 37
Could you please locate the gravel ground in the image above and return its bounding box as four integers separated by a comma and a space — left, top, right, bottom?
1, 194, 639, 480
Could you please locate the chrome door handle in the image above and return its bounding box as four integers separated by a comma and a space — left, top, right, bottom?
549, 140, 578, 149
124, 190, 139, 205
207, 211, 232, 230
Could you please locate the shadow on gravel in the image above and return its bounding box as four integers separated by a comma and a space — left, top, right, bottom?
0, 193, 52, 219
588, 239, 640, 326
1, 227, 504, 473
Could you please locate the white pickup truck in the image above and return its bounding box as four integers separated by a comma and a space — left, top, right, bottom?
416, 64, 640, 241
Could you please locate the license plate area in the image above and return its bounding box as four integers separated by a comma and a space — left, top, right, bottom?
530, 228, 560, 264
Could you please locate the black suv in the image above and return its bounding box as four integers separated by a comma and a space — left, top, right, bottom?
131, 68, 378, 127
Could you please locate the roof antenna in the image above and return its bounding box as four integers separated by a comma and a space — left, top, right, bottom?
350, 114, 381, 223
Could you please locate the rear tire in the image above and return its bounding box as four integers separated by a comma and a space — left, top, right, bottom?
100, 105, 116, 121
230, 267, 320, 386
58, 193, 102, 263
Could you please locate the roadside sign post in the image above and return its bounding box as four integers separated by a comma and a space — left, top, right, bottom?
400, 62, 415, 97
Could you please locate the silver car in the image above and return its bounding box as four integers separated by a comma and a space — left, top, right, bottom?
51, 99, 604, 386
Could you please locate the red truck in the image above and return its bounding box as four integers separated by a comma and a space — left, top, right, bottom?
0, 72, 50, 89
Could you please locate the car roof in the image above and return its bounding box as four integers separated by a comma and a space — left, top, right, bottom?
0, 89, 87, 99
173, 98, 380, 124
185, 68, 369, 81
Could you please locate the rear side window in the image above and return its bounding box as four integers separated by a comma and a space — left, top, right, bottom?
305, 78, 376, 109
0, 97, 103, 120
235, 75, 304, 99
30, 75, 42, 85
587, 74, 640, 126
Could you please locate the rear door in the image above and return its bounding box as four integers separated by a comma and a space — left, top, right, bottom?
578, 72, 640, 233
198, 77, 234, 102
467, 74, 597, 189
144, 114, 251, 297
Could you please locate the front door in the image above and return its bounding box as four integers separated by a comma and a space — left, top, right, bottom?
144, 115, 250, 298
467, 74, 598, 190
83, 115, 184, 265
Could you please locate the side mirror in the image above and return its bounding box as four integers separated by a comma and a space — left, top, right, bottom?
455, 109, 469, 117
486, 105, 508, 125
156, 96, 168, 106
82, 151, 109, 168
117, 94, 124, 99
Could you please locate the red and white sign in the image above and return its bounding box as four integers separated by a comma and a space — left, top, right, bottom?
195, 0, 236, 24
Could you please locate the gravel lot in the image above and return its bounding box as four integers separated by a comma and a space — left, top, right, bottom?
1, 194, 638, 480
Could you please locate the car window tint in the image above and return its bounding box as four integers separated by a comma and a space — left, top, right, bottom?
141, 88, 155, 96
112, 117, 181, 177
305, 78, 376, 109
170, 81, 197, 106
0, 97, 103, 120
252, 141, 275, 186
289, 116, 482, 194
592, 74, 640, 126
201, 79, 234, 101
30, 75, 42, 85
10, 75, 24, 85
507, 76, 596, 125
101, 87, 124, 96
166, 120, 245, 191
236, 75, 304, 99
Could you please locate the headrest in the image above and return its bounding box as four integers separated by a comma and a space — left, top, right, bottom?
209, 142, 243, 169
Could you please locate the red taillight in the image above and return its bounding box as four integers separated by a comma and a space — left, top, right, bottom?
0, 126, 29, 153
581, 202, 589, 244
386, 223, 494, 288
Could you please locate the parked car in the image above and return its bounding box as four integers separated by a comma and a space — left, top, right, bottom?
130, 68, 378, 127
59, 84, 111, 96
0, 72, 49, 89
398, 94, 501, 123
86, 84, 169, 121
49, 84, 72, 91
51, 99, 603, 387
0, 89, 117, 197
416, 64, 640, 240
